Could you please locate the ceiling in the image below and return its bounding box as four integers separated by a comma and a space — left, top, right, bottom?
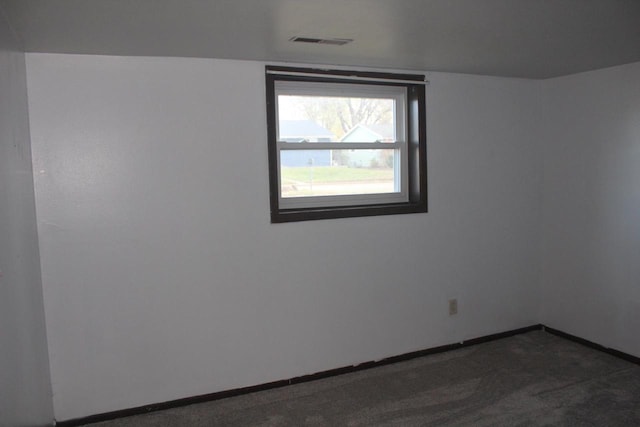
1, 0, 639, 79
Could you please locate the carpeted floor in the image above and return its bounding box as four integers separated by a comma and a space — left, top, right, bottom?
82, 331, 640, 426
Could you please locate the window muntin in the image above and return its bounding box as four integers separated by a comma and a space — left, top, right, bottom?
266, 67, 427, 223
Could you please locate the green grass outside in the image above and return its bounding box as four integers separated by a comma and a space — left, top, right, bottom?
281, 166, 393, 184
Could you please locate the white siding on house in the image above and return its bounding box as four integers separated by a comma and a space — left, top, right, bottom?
340, 124, 394, 168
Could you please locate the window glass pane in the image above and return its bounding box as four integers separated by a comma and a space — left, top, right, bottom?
278, 95, 395, 142
280, 149, 398, 198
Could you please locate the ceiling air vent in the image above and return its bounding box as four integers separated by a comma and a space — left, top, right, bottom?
289, 36, 353, 46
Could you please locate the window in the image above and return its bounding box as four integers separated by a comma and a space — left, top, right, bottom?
266, 66, 427, 223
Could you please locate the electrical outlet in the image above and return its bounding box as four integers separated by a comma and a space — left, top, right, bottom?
449, 299, 458, 316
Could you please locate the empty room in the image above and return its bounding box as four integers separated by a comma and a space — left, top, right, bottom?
1, 1, 639, 426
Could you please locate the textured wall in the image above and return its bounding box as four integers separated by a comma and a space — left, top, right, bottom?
27, 53, 542, 421
540, 62, 640, 356
0, 10, 53, 427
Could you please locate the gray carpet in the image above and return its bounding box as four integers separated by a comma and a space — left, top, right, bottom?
83, 331, 640, 426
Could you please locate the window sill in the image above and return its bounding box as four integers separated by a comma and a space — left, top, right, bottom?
271, 201, 427, 223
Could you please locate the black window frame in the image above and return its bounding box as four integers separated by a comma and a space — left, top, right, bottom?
266, 66, 427, 223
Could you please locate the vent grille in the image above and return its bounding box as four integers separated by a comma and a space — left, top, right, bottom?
289, 37, 353, 46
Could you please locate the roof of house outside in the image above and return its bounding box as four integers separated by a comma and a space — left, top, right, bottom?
279, 120, 334, 139
364, 124, 394, 140
340, 123, 395, 142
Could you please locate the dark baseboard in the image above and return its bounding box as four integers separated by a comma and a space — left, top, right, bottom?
54, 324, 640, 426
543, 325, 640, 365
56, 324, 542, 426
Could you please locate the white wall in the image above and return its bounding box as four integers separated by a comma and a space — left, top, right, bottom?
540, 62, 640, 356
0, 12, 53, 427
26, 53, 542, 421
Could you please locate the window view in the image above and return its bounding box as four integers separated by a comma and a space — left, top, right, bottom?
266, 67, 427, 222
278, 94, 398, 199
280, 149, 396, 197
